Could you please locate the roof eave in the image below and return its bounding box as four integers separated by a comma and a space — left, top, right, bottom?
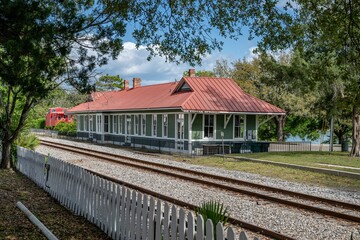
182, 110, 286, 115
68, 107, 184, 114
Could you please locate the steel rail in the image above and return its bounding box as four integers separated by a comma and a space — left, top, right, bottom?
40, 140, 360, 223
83, 167, 296, 240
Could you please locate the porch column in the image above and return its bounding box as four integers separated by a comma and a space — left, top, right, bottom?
188, 113, 192, 154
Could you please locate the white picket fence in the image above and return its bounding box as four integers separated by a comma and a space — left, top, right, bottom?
16, 146, 258, 240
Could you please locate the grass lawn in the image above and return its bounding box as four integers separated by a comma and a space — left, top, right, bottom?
0, 169, 110, 240
236, 151, 360, 173
178, 153, 360, 191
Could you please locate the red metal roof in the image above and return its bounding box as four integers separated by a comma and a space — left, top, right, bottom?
68, 77, 285, 114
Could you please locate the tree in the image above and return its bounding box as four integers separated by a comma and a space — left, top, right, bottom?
258, 52, 317, 141
95, 75, 124, 91
0, 0, 293, 168
216, 52, 317, 141
27, 88, 88, 128
183, 70, 215, 77
252, 0, 360, 156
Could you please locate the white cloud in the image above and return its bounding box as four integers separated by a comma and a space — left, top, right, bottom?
98, 42, 220, 86
244, 46, 259, 62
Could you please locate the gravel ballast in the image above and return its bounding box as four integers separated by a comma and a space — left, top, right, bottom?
35, 137, 360, 240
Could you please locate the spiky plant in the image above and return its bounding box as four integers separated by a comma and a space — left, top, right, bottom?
196, 200, 229, 237
11, 133, 40, 167
14, 133, 39, 150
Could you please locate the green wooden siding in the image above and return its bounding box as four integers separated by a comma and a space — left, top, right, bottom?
216, 114, 233, 139
157, 115, 162, 137
121, 115, 125, 134
146, 115, 152, 136
246, 115, 256, 130
92, 115, 96, 131
192, 114, 202, 139
184, 114, 189, 139
79, 116, 84, 130
130, 115, 134, 135
168, 114, 175, 138
109, 115, 113, 133
136, 115, 141, 135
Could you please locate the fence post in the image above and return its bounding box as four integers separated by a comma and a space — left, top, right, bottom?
17, 147, 257, 240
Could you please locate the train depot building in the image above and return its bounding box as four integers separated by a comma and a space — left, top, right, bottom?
68, 69, 285, 155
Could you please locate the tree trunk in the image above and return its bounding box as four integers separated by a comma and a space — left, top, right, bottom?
350, 106, 360, 157
0, 140, 12, 169
275, 115, 286, 142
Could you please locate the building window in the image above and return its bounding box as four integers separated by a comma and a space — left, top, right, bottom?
104, 115, 109, 133
163, 114, 168, 137
204, 114, 214, 138
89, 115, 94, 132
119, 115, 123, 134
177, 114, 184, 139
113, 115, 118, 134
84, 115, 89, 131
152, 114, 157, 136
96, 115, 102, 133
134, 115, 139, 135
126, 115, 131, 135
79, 115, 84, 131
141, 114, 146, 135
234, 115, 245, 138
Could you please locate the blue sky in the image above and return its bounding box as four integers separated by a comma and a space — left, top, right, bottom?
98, 33, 259, 86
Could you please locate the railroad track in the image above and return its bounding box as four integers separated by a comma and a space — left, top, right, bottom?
40, 139, 360, 239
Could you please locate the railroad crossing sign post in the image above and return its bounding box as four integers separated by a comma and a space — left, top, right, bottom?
221, 131, 225, 161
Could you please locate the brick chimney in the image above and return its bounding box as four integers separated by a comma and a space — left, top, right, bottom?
133, 77, 141, 88
189, 69, 195, 77
124, 80, 129, 90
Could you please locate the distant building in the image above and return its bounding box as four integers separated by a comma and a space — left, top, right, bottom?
68, 69, 285, 154
45, 107, 73, 127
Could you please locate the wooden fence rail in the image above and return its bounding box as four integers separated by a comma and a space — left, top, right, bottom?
16, 146, 258, 240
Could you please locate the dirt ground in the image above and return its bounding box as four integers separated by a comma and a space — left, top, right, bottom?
0, 169, 111, 240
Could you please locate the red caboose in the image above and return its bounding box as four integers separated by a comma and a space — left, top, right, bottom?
45, 107, 73, 127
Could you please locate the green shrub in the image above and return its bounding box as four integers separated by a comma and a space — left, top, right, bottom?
37, 118, 46, 129
11, 133, 40, 167
54, 121, 77, 136
196, 200, 229, 237
26, 117, 46, 129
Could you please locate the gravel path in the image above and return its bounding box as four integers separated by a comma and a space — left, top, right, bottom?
36, 137, 360, 240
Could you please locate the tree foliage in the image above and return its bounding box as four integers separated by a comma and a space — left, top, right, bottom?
95, 75, 124, 91
251, 0, 360, 156
54, 122, 77, 137
214, 52, 319, 141
183, 70, 215, 77
1, 0, 287, 168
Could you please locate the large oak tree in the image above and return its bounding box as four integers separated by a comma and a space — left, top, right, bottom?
254, 0, 360, 156
0, 0, 286, 168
